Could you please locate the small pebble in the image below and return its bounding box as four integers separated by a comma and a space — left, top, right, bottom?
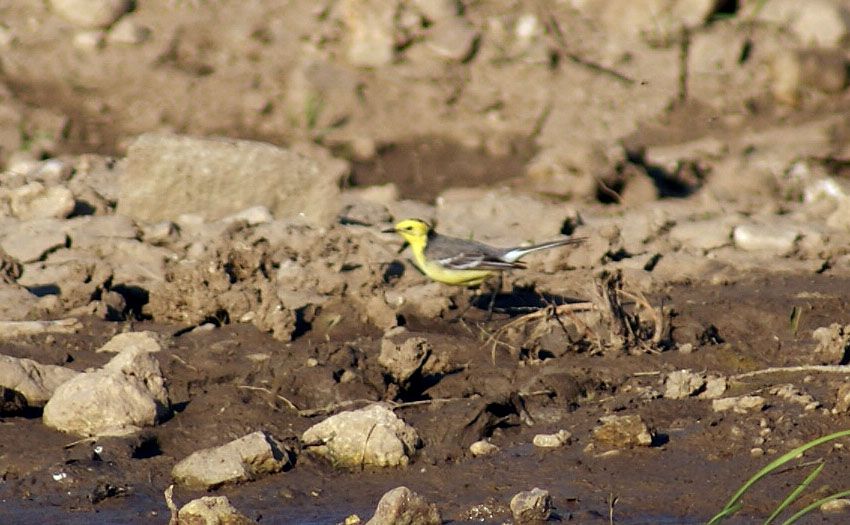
821, 498, 850, 513
469, 439, 499, 457
510, 487, 552, 524
532, 430, 571, 448
73, 30, 105, 51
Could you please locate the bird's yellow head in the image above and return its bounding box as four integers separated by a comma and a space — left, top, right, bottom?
389, 218, 432, 249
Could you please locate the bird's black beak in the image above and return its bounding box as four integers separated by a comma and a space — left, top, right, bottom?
382, 227, 397, 234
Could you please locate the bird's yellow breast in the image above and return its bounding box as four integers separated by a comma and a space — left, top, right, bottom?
409, 242, 494, 286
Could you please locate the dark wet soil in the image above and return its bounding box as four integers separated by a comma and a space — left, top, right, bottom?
2, 273, 850, 523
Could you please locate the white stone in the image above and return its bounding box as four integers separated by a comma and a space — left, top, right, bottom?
821, 498, 850, 513
172, 431, 291, 489
43, 345, 170, 436
342, 0, 396, 67
469, 439, 499, 456
733, 223, 800, 254
664, 370, 706, 400
712, 395, 766, 414
510, 488, 552, 524
177, 496, 252, 525
72, 30, 105, 51
221, 205, 274, 226
0, 355, 78, 408
302, 403, 419, 468
791, 1, 848, 48
366, 486, 441, 525
107, 18, 150, 45
96, 331, 162, 354
51, 0, 130, 28
9, 182, 75, 220
592, 415, 653, 447
698, 376, 728, 399
532, 430, 571, 448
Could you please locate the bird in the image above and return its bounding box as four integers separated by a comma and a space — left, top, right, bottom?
384, 218, 585, 316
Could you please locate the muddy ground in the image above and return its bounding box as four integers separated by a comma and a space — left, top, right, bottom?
2, 0, 850, 524
3, 274, 850, 524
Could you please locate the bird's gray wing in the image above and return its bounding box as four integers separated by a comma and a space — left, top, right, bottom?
425, 235, 524, 270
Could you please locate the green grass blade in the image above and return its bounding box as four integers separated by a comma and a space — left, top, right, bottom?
763, 462, 824, 525
707, 502, 742, 525
707, 429, 850, 524
779, 489, 850, 525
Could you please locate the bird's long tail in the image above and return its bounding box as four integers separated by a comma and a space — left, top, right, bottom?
502, 237, 586, 263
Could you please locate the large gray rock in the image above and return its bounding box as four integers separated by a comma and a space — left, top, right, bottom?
117, 134, 345, 226
171, 431, 291, 489
366, 486, 441, 525
0, 355, 78, 411
302, 403, 420, 468
42, 341, 170, 437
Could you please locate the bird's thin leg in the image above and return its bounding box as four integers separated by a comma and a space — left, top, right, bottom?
450, 288, 476, 323
486, 273, 503, 321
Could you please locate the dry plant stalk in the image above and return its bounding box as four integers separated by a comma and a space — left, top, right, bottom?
485, 270, 668, 360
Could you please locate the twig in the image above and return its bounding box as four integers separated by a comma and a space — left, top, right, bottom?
543, 12, 635, 86
608, 492, 619, 525
237, 385, 299, 411
632, 371, 663, 377
359, 421, 378, 471
518, 389, 554, 398
63, 436, 97, 449
389, 397, 473, 408
594, 174, 623, 204
169, 353, 198, 372
297, 399, 371, 417
165, 485, 179, 525
297, 396, 480, 418
732, 365, 850, 380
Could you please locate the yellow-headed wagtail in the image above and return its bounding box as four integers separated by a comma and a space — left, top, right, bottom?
384, 219, 585, 316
